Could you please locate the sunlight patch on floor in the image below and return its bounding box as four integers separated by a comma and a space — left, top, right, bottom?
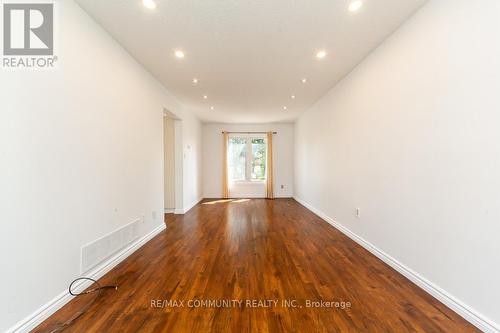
232, 199, 250, 203
202, 199, 252, 205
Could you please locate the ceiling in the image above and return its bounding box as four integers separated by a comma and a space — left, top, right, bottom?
75, 0, 427, 123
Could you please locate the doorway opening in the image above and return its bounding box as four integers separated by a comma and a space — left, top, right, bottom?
163, 109, 182, 221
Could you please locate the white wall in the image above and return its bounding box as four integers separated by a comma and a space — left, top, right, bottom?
0, 1, 201, 331
203, 123, 294, 198
182, 111, 203, 210
294, 0, 500, 329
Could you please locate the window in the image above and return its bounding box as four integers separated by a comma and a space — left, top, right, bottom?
251, 138, 266, 181
228, 138, 247, 181
228, 136, 267, 182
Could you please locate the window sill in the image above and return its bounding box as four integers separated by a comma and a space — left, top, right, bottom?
231, 180, 266, 184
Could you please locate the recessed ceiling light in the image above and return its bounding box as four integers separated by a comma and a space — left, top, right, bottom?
210, 106, 215, 110
175, 50, 185, 59
283, 106, 288, 110
348, 0, 363, 12
142, 0, 156, 10
291, 95, 296, 99
203, 95, 208, 99
301, 78, 307, 83
316, 50, 327, 59
192, 78, 198, 84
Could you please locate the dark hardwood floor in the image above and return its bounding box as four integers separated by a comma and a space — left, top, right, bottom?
34, 199, 478, 332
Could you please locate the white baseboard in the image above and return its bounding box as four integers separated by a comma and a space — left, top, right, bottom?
202, 194, 221, 199
174, 197, 203, 214
202, 195, 294, 199
293, 196, 499, 333
6, 223, 166, 333
164, 208, 174, 213
203, 194, 294, 199
228, 195, 294, 199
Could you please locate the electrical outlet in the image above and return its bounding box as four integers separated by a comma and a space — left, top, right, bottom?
152, 210, 157, 220
355, 208, 361, 219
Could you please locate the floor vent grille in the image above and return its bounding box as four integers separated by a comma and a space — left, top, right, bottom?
81, 218, 141, 273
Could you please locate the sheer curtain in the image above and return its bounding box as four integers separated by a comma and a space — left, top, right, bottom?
222, 132, 229, 198
266, 132, 274, 199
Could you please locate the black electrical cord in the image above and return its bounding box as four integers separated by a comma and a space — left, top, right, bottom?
49, 277, 118, 333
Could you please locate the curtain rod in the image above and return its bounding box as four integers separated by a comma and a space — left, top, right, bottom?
222, 131, 277, 134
